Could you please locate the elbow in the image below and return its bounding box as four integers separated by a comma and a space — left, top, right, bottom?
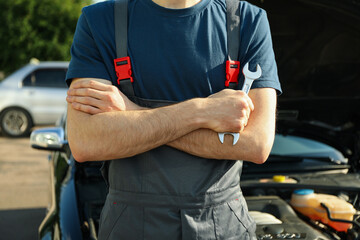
69, 140, 90, 163
67, 129, 88, 162
67, 109, 103, 162
232, 144, 270, 164
251, 147, 271, 165
67, 123, 99, 162
68, 132, 98, 162
68, 135, 111, 162
72, 150, 88, 163
247, 135, 274, 165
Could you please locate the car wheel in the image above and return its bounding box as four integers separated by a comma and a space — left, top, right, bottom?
0, 108, 33, 137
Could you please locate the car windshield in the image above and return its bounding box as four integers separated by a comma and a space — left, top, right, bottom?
270, 134, 347, 164
241, 133, 350, 177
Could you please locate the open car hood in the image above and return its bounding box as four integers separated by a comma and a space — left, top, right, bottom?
249, 0, 360, 100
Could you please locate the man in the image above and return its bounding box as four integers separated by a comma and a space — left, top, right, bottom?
66, 0, 281, 239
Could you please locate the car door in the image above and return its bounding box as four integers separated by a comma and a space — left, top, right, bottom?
21, 68, 68, 125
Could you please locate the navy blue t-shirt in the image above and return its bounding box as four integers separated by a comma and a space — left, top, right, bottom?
66, 0, 281, 101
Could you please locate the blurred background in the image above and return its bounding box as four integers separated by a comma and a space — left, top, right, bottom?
0, 0, 100, 79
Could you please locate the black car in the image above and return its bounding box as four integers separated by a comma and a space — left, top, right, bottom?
31, 0, 360, 239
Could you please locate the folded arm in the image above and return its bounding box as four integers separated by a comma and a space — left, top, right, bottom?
67, 78, 275, 163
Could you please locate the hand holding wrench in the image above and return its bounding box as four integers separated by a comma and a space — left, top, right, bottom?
218, 62, 262, 145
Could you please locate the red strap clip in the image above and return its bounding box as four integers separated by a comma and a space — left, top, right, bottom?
114, 56, 133, 85
225, 60, 240, 87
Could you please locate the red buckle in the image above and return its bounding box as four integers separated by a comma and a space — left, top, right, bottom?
114, 56, 133, 85
225, 60, 240, 87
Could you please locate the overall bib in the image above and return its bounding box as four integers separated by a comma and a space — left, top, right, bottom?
98, 0, 257, 239
99, 138, 256, 240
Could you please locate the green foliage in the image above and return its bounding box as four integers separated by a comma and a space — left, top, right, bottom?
0, 0, 92, 75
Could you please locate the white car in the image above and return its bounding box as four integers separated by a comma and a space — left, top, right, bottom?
0, 61, 69, 137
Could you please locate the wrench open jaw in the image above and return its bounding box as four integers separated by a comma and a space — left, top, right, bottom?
218, 62, 262, 145
241, 62, 262, 94
218, 132, 240, 145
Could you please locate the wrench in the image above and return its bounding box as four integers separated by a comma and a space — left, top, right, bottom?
218, 62, 262, 145
242, 62, 262, 94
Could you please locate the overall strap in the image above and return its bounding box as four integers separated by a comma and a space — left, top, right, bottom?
225, 0, 241, 89
115, 0, 128, 58
114, 0, 135, 97
226, 0, 241, 62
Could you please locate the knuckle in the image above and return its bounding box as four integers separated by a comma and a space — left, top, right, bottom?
104, 106, 113, 112
89, 80, 96, 87
235, 90, 245, 96
235, 99, 247, 109
84, 88, 91, 95
110, 85, 118, 92
70, 89, 77, 95
71, 102, 79, 109
241, 108, 248, 116
221, 89, 233, 95
105, 94, 113, 102
240, 118, 247, 126
77, 104, 85, 111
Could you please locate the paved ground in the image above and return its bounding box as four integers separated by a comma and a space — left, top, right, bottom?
0, 130, 50, 239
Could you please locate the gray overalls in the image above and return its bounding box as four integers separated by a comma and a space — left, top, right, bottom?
98, 0, 257, 239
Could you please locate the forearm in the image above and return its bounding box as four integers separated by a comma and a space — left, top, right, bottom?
67, 99, 203, 162
167, 128, 235, 159
167, 125, 273, 163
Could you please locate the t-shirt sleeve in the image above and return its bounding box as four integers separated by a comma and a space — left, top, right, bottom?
65, 9, 112, 87
238, 4, 282, 95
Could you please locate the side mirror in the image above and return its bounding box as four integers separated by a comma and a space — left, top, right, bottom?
30, 127, 68, 152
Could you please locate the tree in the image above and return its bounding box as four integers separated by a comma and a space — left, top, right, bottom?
0, 0, 91, 75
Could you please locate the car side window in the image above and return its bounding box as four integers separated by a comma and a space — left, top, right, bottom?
23, 69, 68, 88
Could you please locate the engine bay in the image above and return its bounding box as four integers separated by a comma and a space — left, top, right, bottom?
241, 173, 360, 240
246, 196, 328, 240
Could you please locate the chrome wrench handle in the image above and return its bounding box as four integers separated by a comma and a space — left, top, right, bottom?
218, 63, 262, 145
